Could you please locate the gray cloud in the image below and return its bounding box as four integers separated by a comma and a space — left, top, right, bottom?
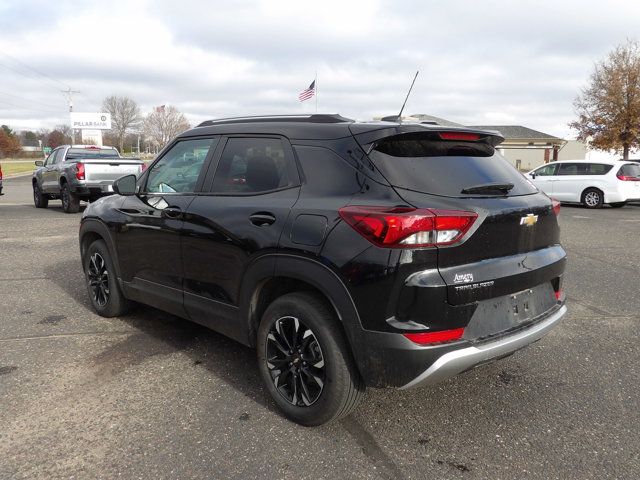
1, 0, 639, 137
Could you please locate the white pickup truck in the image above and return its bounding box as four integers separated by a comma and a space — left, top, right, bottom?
32, 145, 144, 213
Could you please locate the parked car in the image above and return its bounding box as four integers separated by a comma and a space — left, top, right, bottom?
526, 159, 640, 208
79, 115, 567, 425
0, 163, 3, 195
32, 145, 144, 213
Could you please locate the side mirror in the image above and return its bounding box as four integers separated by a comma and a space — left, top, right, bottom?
35, 160, 43, 167
113, 174, 137, 196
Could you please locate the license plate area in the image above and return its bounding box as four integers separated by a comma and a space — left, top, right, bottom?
462, 282, 557, 341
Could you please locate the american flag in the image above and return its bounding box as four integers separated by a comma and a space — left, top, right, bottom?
298, 80, 315, 102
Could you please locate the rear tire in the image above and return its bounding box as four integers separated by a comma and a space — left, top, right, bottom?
609, 202, 627, 208
257, 292, 364, 426
33, 183, 48, 208
82, 239, 130, 317
61, 182, 80, 213
582, 188, 604, 209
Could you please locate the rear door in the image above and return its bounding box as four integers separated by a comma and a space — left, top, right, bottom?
181, 135, 300, 340
116, 137, 217, 317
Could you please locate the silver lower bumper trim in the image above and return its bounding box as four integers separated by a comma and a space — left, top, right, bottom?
400, 305, 567, 390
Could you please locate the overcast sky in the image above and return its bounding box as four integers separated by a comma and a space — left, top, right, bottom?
1, 0, 639, 138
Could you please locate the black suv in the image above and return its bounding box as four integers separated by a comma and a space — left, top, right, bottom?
79, 115, 567, 425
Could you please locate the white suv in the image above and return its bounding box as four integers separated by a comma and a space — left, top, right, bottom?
526, 160, 640, 208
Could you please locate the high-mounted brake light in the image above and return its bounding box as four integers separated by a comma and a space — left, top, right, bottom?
439, 132, 480, 141
617, 174, 640, 181
551, 198, 561, 216
84, 145, 100, 150
75, 162, 85, 180
338, 206, 477, 248
403, 328, 465, 345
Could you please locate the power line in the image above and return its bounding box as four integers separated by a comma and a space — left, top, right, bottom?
0, 49, 70, 90
0, 91, 65, 110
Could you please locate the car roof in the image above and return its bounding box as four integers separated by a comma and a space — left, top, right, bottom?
179, 114, 505, 144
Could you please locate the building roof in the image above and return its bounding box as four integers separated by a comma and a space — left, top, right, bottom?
467, 125, 563, 141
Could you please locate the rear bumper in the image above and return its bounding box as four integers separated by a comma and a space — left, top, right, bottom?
400, 304, 567, 389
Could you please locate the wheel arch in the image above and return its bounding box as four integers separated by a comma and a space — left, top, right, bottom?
239, 254, 364, 367
79, 219, 122, 279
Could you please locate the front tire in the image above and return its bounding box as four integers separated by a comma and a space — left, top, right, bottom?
609, 202, 627, 208
33, 183, 49, 208
257, 292, 364, 426
582, 188, 604, 209
82, 239, 130, 317
61, 182, 80, 213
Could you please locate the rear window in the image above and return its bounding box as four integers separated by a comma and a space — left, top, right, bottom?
368, 134, 537, 197
557, 163, 612, 175
619, 163, 640, 178
66, 148, 120, 159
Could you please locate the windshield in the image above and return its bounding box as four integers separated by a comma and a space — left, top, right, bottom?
368, 134, 537, 197
66, 148, 120, 159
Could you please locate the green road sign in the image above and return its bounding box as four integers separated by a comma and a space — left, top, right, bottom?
43, 147, 52, 154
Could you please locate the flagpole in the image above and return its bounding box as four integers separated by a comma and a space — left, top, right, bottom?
315, 70, 318, 113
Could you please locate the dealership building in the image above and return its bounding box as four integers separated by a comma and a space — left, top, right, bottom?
402, 114, 586, 171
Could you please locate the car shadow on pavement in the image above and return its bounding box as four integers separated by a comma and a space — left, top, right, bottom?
44, 258, 274, 411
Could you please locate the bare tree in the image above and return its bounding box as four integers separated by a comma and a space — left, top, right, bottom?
570, 40, 640, 159
102, 96, 142, 154
143, 105, 190, 149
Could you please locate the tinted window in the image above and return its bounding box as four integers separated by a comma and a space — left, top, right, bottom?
44, 150, 57, 166
211, 137, 296, 194
66, 147, 120, 159
146, 138, 216, 193
534, 164, 557, 176
586, 163, 613, 175
368, 134, 537, 197
557, 163, 587, 175
619, 163, 640, 178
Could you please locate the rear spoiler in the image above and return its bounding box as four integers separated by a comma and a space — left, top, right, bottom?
349, 123, 505, 153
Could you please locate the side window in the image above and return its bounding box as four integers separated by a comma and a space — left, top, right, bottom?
586, 163, 613, 175
146, 138, 216, 193
211, 137, 296, 194
534, 164, 557, 176
557, 163, 586, 175
44, 150, 57, 166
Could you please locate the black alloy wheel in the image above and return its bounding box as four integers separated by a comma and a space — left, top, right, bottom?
265, 316, 326, 407
87, 252, 110, 307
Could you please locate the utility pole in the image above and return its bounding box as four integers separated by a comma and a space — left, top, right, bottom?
61, 87, 81, 144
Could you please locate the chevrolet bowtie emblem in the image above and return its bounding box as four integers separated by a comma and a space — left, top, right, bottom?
520, 213, 538, 226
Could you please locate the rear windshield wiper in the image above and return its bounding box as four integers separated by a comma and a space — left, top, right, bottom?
460, 182, 514, 195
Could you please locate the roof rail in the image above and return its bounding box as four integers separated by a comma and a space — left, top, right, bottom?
196, 114, 353, 127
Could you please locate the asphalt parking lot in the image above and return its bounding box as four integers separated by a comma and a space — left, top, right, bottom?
1, 175, 638, 480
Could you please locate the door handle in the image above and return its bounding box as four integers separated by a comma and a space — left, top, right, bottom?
162, 206, 183, 219
249, 212, 276, 226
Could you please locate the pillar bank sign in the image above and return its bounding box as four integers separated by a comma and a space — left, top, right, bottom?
70, 112, 111, 130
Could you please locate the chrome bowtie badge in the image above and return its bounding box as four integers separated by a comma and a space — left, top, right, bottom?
520, 213, 538, 226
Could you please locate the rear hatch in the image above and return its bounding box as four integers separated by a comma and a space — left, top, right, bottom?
617, 163, 640, 199
352, 125, 564, 307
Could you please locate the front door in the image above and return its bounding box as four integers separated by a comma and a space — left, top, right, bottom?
42, 148, 62, 193
530, 163, 558, 196
181, 136, 300, 341
116, 137, 218, 317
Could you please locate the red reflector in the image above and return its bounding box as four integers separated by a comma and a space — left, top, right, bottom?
554, 289, 565, 302
439, 132, 480, 141
403, 328, 465, 345
338, 206, 477, 248
75, 162, 85, 180
551, 198, 561, 216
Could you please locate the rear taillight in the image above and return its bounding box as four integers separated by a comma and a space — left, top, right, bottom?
0, 165, 3, 180
617, 174, 640, 181
75, 162, 85, 180
338, 206, 477, 248
403, 328, 465, 345
551, 198, 561, 216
